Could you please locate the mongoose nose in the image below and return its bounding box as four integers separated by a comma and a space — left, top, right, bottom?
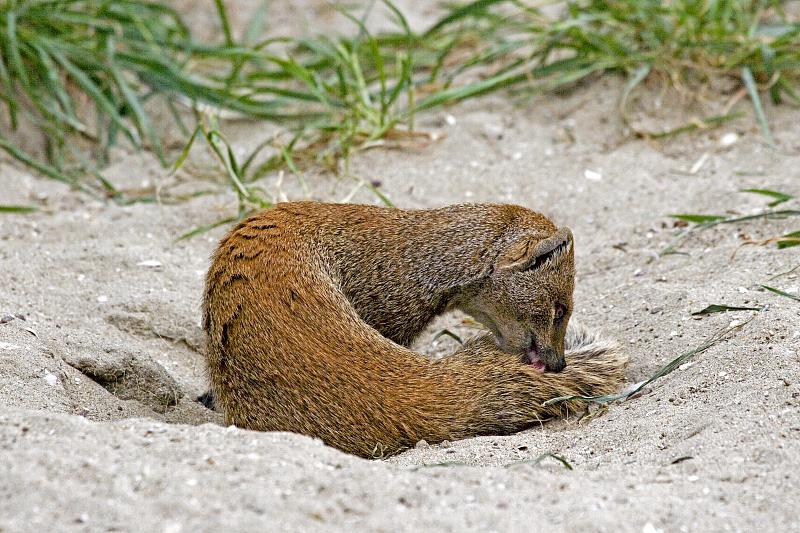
539, 346, 566, 372
546, 356, 567, 373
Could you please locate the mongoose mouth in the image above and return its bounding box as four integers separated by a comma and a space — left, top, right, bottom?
524, 339, 546, 372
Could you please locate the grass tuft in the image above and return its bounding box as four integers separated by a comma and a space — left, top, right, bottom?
0, 0, 298, 194
2, 1, 799, 199
663, 206, 800, 256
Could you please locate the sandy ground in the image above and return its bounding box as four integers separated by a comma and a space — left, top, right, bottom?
2, 2, 800, 532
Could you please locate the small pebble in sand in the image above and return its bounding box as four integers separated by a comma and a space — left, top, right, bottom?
137, 260, 162, 268
719, 132, 739, 147
643, 522, 663, 533
97, 295, 108, 303
679, 362, 696, 371
689, 152, 709, 174
43, 373, 59, 387
163, 523, 183, 533
584, 169, 602, 181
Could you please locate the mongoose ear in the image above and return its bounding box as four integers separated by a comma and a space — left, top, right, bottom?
497, 227, 573, 272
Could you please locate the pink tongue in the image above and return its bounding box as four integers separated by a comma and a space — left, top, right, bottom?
527, 350, 546, 372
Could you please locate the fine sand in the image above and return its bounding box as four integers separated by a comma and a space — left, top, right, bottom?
1, 2, 799, 532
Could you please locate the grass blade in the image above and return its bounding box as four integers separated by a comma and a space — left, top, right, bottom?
0, 134, 76, 186
364, 180, 394, 207
742, 66, 775, 147
175, 216, 238, 242
47, 48, 140, 148
169, 124, 201, 174
776, 230, 800, 249
670, 214, 727, 223
692, 304, 762, 316
760, 285, 800, 302
506, 453, 573, 470
431, 329, 464, 345
741, 188, 794, 207
0, 205, 38, 214
105, 37, 164, 163
212, 0, 235, 47
619, 63, 651, 121
424, 0, 507, 36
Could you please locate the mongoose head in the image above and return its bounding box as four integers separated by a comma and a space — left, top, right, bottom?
461, 227, 575, 372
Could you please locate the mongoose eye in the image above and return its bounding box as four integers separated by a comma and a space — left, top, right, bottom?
554, 303, 567, 322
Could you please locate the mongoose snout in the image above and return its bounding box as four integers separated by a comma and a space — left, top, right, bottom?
522, 337, 567, 372
524, 337, 566, 373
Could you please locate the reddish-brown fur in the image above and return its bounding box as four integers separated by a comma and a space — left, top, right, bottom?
203, 202, 627, 458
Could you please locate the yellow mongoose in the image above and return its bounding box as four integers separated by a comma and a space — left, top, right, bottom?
203, 202, 627, 457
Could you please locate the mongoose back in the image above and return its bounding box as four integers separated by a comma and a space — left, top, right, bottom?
203, 202, 627, 457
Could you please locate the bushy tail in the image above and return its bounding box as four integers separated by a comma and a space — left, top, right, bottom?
546, 320, 629, 414
453, 320, 629, 434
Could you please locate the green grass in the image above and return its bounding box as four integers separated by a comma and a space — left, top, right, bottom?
664, 187, 800, 257
171, 112, 272, 239
247, 0, 800, 163
691, 303, 762, 315
0, 204, 37, 213
2, 0, 799, 201
0, 0, 296, 196
664, 187, 798, 324
760, 284, 800, 301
